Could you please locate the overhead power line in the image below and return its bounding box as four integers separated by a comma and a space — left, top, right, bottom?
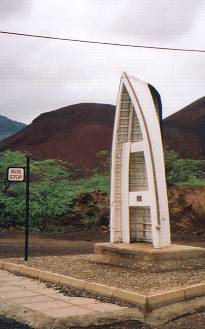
0, 30, 205, 53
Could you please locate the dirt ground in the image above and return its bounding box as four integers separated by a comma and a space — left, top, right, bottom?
0, 229, 205, 259
0, 229, 205, 329
0, 229, 109, 258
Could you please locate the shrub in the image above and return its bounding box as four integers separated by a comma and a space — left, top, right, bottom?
164, 150, 205, 186
0, 150, 109, 229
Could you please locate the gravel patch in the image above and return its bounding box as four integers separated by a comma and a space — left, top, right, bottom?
5, 255, 205, 294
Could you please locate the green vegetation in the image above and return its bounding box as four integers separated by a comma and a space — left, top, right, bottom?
0, 149, 204, 231
0, 150, 109, 230
165, 150, 205, 186
177, 177, 205, 188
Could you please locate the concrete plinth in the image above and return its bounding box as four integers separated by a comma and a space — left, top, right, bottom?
91, 243, 205, 272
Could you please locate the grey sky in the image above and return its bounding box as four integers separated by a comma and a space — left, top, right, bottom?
0, 0, 205, 123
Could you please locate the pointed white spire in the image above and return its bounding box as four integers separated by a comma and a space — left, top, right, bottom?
110, 72, 171, 248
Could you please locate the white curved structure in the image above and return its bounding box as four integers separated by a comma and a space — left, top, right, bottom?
110, 72, 171, 248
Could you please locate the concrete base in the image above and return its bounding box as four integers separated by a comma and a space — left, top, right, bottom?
91, 243, 205, 272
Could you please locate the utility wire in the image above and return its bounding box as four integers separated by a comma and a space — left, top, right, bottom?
0, 30, 205, 53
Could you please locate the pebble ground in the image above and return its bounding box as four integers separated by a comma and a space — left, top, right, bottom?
8, 254, 205, 294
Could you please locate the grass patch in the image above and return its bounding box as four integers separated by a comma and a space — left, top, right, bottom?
177, 177, 205, 187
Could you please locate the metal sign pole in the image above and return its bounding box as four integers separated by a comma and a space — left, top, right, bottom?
25, 156, 30, 261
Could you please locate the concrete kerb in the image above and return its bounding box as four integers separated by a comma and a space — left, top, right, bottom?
145, 296, 205, 325
1, 261, 205, 318
2, 262, 21, 275
59, 274, 87, 290
147, 288, 186, 310
184, 282, 205, 299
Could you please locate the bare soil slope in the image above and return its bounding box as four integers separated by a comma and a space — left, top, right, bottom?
0, 98, 204, 174
168, 186, 205, 239
0, 103, 115, 175
163, 96, 205, 159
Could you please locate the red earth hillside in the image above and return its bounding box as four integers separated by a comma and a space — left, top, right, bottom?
0, 103, 115, 175
163, 96, 205, 159
0, 98, 204, 175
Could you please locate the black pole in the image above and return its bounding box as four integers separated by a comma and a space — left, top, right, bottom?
25, 156, 30, 261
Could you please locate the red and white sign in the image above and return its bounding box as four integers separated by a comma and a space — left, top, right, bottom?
7, 167, 25, 182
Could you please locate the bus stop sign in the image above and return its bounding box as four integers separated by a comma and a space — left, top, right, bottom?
7, 167, 25, 182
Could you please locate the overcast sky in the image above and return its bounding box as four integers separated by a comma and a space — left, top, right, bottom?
0, 0, 205, 124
